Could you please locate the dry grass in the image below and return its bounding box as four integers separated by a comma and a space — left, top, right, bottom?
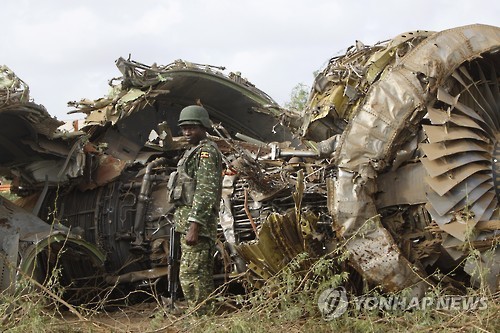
2, 250, 498, 333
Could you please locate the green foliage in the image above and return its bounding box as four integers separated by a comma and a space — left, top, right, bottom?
172, 245, 500, 333
0, 177, 18, 201
0, 192, 18, 201
284, 83, 310, 112
1, 216, 498, 333
2, 248, 499, 333
1, 276, 51, 332
173, 251, 352, 332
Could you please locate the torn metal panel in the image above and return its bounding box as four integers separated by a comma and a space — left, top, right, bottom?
346, 218, 427, 294
0, 225, 19, 294
99, 126, 145, 162
236, 209, 324, 283
0, 108, 65, 164
297, 30, 435, 142
0, 66, 63, 138
463, 248, 500, 292
24, 159, 84, 183
75, 58, 293, 145
0, 196, 105, 298
376, 162, 428, 208
401, 25, 500, 84
220, 174, 237, 244
332, 167, 378, 237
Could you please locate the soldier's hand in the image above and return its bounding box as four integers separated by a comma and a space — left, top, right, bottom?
185, 222, 199, 245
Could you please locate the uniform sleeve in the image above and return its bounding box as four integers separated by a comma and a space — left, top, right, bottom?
187, 144, 221, 225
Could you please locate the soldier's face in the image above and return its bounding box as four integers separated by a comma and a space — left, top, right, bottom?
181, 125, 206, 145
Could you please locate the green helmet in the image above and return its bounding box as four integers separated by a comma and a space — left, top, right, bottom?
178, 105, 212, 129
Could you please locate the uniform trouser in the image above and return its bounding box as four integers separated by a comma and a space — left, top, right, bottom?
179, 236, 215, 308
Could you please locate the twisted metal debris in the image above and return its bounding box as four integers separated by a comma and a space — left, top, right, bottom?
0, 24, 499, 303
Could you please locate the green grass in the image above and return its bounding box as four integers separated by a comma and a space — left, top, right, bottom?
0, 191, 18, 201
1, 245, 498, 333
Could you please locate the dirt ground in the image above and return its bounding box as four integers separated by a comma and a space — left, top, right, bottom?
59, 300, 211, 333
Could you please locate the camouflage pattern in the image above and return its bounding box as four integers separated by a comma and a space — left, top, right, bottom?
179, 236, 215, 309
173, 138, 222, 309
173, 139, 223, 240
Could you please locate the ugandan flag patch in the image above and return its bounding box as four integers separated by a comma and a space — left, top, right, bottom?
200, 151, 210, 159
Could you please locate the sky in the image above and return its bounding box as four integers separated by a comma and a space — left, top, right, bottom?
2, 0, 499, 121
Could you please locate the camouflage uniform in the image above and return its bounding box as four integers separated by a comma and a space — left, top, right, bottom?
173, 139, 222, 308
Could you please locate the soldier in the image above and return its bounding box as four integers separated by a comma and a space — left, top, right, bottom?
169, 105, 223, 313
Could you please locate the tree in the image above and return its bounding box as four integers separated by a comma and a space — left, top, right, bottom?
284, 83, 310, 112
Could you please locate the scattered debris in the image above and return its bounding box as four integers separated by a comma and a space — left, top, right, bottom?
0, 24, 499, 303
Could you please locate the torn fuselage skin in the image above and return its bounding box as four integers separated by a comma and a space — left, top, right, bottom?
292, 24, 500, 294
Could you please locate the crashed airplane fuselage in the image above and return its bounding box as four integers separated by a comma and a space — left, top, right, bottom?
0, 24, 499, 303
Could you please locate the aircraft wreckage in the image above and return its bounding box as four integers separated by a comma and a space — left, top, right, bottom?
1, 24, 499, 304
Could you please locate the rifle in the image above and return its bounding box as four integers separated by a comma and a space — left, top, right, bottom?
168, 224, 181, 310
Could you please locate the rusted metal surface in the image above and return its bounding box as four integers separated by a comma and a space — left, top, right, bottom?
0, 196, 105, 299
0, 24, 498, 301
